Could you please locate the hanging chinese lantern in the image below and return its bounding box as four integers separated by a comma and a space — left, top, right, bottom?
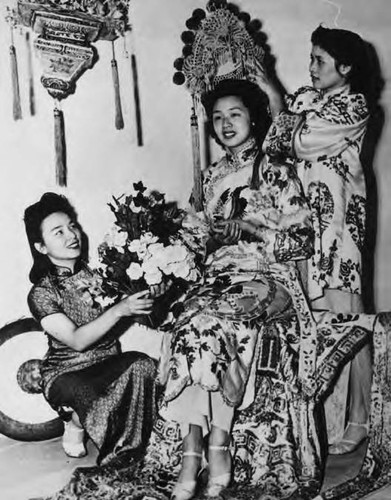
5, 1, 144, 186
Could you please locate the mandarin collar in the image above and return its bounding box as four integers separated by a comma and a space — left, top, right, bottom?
225, 136, 258, 165
52, 260, 84, 278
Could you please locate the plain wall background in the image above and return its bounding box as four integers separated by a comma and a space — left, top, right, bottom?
0, 0, 389, 326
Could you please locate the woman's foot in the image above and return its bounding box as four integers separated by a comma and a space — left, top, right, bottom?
62, 420, 87, 458
171, 451, 203, 500
328, 421, 369, 455
206, 445, 232, 497
171, 424, 204, 500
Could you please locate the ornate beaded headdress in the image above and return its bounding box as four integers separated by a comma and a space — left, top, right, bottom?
172, 0, 269, 210
5, 0, 143, 186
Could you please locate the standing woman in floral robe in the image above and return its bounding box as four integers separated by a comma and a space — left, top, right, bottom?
158, 78, 314, 500
24, 192, 157, 466
258, 25, 374, 454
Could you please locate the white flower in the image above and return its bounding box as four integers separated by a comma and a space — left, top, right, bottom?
163, 243, 188, 263
142, 257, 163, 285
144, 268, 163, 285
104, 226, 128, 252
128, 238, 146, 257
171, 262, 192, 279
146, 242, 165, 258
140, 232, 159, 245
126, 262, 144, 280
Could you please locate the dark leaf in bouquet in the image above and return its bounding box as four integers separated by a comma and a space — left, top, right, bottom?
115, 220, 129, 233
126, 212, 142, 240
150, 190, 165, 203
125, 195, 134, 206
108, 202, 117, 213
133, 181, 147, 193
137, 212, 150, 234
133, 191, 148, 208
164, 201, 182, 220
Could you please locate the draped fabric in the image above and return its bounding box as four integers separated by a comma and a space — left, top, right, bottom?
28, 264, 157, 465
264, 85, 369, 302
31, 311, 391, 500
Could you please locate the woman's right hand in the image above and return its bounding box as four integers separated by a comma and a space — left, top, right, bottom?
115, 290, 154, 318
250, 59, 285, 118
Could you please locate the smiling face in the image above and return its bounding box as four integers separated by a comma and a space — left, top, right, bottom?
309, 45, 350, 92
212, 95, 252, 151
35, 212, 82, 270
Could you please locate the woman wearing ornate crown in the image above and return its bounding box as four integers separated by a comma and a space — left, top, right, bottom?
256, 25, 375, 456
154, 77, 317, 500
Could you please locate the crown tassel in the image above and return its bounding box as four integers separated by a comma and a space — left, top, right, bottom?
190, 95, 203, 212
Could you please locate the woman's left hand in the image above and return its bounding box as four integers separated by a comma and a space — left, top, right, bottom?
211, 220, 242, 245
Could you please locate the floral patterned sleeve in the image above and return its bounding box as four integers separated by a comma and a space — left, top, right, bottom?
250, 160, 314, 263
262, 111, 302, 159
263, 86, 369, 162
28, 282, 62, 322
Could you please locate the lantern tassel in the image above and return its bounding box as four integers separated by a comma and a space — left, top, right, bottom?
26, 32, 35, 116
54, 106, 67, 186
111, 41, 124, 130
190, 98, 203, 212
10, 30, 22, 121
131, 53, 143, 146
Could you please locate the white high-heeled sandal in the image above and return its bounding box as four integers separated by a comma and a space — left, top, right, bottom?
62, 421, 87, 458
171, 451, 203, 500
206, 445, 231, 497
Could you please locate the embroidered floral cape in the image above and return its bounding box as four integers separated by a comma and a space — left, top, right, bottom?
264, 85, 369, 301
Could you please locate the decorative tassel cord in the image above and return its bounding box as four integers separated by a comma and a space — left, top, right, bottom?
25, 32, 35, 116
124, 33, 143, 146
131, 53, 143, 146
111, 41, 124, 130
54, 104, 67, 186
190, 97, 203, 212
9, 28, 22, 121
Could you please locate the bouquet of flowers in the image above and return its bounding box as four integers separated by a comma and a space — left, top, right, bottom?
94, 182, 201, 327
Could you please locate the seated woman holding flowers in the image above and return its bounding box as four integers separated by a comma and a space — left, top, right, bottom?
155, 78, 315, 500
24, 192, 158, 466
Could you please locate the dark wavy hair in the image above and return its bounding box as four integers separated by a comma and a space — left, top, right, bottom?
311, 25, 372, 98
202, 79, 271, 149
24, 192, 86, 284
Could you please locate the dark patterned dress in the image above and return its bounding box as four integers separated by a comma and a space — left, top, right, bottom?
28, 263, 157, 465
264, 85, 369, 302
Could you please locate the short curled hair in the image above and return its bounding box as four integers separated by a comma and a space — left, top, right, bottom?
311, 25, 371, 97
24, 192, 84, 284
201, 79, 271, 148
